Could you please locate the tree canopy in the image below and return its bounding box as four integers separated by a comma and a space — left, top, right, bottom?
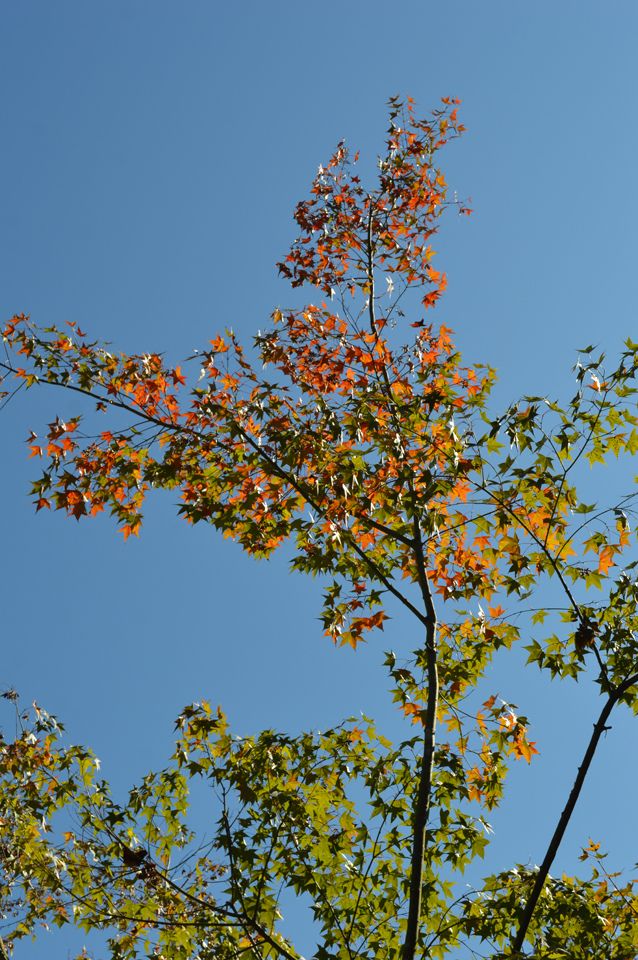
2, 97, 638, 959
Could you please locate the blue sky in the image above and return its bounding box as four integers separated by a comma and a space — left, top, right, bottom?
1, 2, 637, 956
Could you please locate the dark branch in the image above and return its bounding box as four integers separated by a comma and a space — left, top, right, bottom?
511, 671, 638, 954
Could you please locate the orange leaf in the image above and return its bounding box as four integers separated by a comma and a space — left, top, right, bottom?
598, 546, 615, 575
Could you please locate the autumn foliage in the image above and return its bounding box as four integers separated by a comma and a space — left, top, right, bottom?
2, 97, 638, 958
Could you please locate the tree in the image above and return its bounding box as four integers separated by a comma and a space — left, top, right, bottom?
2, 96, 638, 959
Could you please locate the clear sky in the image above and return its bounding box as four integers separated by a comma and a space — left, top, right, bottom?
1, 3, 637, 957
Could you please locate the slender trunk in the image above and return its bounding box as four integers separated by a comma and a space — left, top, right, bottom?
403, 522, 439, 960
510, 672, 638, 955
364, 200, 439, 960
403, 609, 438, 960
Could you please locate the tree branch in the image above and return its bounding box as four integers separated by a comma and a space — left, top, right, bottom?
510, 671, 638, 955
0, 357, 429, 629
